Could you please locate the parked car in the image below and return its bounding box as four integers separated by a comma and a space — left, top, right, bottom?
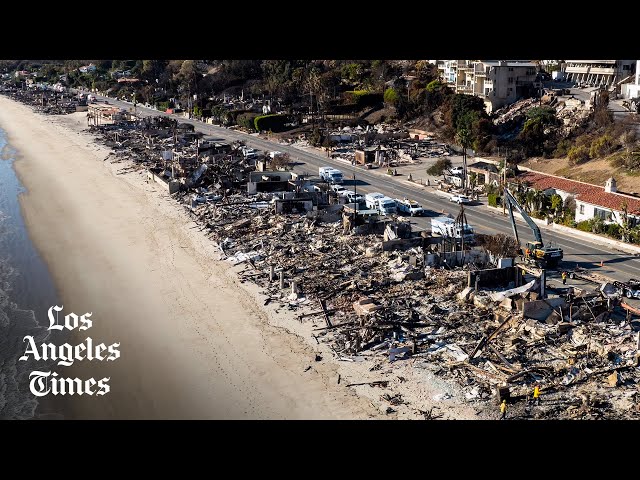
339, 189, 354, 198
346, 192, 365, 204
449, 167, 463, 175
449, 195, 471, 204
332, 185, 347, 195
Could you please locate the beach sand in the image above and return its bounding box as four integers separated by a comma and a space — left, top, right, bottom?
0, 97, 383, 419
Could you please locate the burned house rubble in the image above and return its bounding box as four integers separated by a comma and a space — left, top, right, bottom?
1, 84, 88, 115
7, 92, 640, 420
85, 114, 640, 420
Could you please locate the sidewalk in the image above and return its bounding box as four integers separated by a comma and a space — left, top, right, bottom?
487, 205, 640, 256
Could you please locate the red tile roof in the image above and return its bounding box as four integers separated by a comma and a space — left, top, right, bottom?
517, 171, 640, 215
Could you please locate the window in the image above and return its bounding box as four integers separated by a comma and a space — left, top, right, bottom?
579, 204, 584, 215
594, 207, 612, 221
623, 64, 631, 71
508, 77, 514, 84
508, 67, 514, 72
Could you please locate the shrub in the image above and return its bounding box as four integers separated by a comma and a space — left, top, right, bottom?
344, 90, 382, 108
576, 220, 592, 232
553, 139, 572, 158
567, 145, 590, 165
383, 88, 400, 105
606, 223, 621, 239
254, 114, 289, 132
237, 112, 258, 131
589, 134, 614, 158
488, 193, 501, 207
609, 153, 626, 168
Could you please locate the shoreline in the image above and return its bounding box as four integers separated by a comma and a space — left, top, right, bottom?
0, 96, 486, 420
0, 97, 385, 419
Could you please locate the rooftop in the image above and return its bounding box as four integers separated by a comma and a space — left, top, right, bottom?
482, 61, 537, 68
518, 171, 640, 215
468, 161, 499, 173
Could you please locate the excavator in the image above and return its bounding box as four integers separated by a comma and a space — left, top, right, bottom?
503, 188, 563, 269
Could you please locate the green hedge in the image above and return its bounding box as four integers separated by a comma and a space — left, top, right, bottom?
488, 193, 501, 207
237, 113, 258, 131
344, 90, 383, 108
254, 114, 289, 132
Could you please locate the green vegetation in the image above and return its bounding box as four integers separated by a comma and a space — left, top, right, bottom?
383, 88, 400, 106
567, 145, 590, 165
426, 158, 452, 176
487, 193, 500, 207
345, 90, 382, 107
254, 114, 289, 132
237, 113, 258, 131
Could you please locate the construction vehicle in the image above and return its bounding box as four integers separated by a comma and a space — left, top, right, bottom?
503, 188, 563, 269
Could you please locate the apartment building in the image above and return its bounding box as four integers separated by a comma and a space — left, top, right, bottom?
438, 60, 539, 113
562, 60, 636, 87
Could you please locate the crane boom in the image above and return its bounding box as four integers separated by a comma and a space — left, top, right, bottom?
503, 188, 543, 244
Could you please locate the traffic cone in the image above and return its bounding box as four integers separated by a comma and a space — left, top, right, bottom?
600, 260, 604, 267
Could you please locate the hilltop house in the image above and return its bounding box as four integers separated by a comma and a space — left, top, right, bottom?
516, 171, 640, 227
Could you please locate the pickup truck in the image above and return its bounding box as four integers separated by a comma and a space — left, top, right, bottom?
331, 185, 348, 195
395, 198, 424, 216
346, 192, 365, 204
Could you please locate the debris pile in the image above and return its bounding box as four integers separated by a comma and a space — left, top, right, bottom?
1, 85, 81, 114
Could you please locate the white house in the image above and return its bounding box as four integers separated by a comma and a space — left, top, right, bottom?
517, 171, 640, 227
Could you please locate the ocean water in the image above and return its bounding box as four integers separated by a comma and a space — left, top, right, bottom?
0, 127, 60, 419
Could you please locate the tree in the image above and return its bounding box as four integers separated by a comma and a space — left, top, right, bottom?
270, 153, 292, 171
550, 194, 563, 219
619, 202, 632, 243
518, 107, 558, 157
427, 158, 452, 176
455, 127, 471, 191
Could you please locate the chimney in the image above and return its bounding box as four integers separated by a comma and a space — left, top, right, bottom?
605, 177, 617, 193
499, 60, 507, 67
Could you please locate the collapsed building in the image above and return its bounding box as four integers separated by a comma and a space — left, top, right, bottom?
87, 113, 640, 420
4, 82, 639, 419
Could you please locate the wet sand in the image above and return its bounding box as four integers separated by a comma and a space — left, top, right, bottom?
0, 97, 379, 419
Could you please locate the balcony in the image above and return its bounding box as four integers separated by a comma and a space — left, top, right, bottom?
589, 67, 615, 75
456, 85, 474, 93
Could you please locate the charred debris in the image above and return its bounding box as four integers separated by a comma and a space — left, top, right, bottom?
6, 95, 640, 419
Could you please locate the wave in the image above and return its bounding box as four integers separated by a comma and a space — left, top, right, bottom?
0, 220, 51, 419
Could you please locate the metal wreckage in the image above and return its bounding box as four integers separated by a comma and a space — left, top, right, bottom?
7, 87, 640, 419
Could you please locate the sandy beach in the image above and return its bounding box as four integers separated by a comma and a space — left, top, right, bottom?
0, 95, 489, 420
0, 97, 386, 419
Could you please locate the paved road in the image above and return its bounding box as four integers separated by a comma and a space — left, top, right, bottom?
90, 94, 640, 284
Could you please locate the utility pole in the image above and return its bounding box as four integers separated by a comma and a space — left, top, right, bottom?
502, 154, 507, 216
353, 173, 357, 230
